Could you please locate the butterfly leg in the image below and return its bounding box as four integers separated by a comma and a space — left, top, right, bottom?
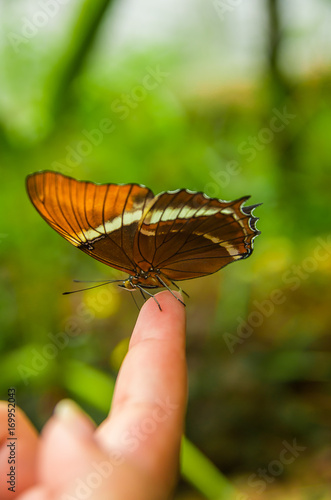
137, 285, 162, 311
138, 286, 147, 302
129, 290, 141, 311
171, 280, 190, 298
156, 275, 186, 307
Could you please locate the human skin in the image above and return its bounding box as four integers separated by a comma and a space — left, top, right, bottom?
0, 291, 187, 500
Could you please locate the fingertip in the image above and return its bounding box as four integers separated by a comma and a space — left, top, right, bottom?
130, 291, 186, 347
144, 290, 185, 312
53, 399, 96, 437
39, 401, 103, 491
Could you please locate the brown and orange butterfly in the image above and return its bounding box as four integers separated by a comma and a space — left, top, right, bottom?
26, 171, 261, 308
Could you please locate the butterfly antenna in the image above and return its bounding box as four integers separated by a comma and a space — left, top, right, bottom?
63, 280, 123, 295
72, 279, 121, 283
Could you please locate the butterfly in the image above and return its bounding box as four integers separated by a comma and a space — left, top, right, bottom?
26, 171, 261, 309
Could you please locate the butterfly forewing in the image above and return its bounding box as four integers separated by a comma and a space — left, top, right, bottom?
26, 171, 154, 274
134, 190, 260, 280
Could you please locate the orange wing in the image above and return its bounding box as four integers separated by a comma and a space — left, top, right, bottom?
26, 171, 154, 274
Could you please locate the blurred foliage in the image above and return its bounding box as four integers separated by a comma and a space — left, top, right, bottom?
1, 0, 331, 498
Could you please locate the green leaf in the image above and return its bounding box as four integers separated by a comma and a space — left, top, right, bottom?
181, 436, 238, 500
63, 359, 115, 412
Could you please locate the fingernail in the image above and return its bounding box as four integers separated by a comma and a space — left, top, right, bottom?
54, 399, 95, 435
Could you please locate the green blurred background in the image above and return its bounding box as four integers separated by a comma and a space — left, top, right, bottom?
1, 0, 331, 498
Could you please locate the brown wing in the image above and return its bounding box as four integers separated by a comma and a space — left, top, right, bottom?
133, 189, 260, 281
26, 171, 154, 274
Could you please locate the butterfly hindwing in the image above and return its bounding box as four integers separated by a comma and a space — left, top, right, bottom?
134, 190, 260, 281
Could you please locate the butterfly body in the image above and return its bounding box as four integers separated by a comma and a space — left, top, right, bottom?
26, 171, 261, 305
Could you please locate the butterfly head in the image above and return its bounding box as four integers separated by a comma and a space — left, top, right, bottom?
118, 269, 164, 292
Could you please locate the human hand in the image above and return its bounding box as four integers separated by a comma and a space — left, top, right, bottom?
0, 291, 187, 500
